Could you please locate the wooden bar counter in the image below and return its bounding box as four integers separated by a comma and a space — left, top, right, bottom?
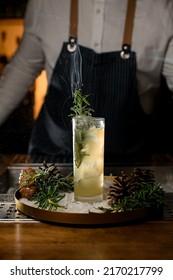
0, 220, 173, 260
0, 154, 173, 260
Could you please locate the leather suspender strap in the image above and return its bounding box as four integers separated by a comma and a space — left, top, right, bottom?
123, 0, 137, 45
69, 0, 136, 56
69, 0, 78, 38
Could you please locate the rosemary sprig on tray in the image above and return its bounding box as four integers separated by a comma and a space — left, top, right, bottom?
99, 183, 165, 213
19, 162, 73, 210
98, 168, 165, 214
32, 172, 73, 210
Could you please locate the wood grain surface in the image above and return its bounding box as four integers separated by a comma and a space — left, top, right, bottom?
0, 221, 173, 260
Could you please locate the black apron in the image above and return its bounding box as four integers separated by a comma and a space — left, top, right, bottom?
28, 0, 150, 157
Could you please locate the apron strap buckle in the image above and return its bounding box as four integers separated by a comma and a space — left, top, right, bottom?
120, 44, 131, 59
67, 36, 77, 52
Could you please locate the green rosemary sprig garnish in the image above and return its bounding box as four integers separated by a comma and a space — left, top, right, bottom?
70, 89, 94, 117
74, 129, 91, 168
99, 183, 165, 213
33, 186, 66, 211
20, 163, 74, 210
70, 89, 94, 168
32, 170, 73, 210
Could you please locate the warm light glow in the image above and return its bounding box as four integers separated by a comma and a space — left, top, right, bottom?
34, 71, 48, 119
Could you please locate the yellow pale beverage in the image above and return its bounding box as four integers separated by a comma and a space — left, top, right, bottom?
73, 116, 105, 202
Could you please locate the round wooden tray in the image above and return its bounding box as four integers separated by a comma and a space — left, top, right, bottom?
15, 190, 149, 225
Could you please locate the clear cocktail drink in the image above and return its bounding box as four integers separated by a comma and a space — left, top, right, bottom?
73, 116, 105, 202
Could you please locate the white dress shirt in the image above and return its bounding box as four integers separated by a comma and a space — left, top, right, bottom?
0, 0, 173, 125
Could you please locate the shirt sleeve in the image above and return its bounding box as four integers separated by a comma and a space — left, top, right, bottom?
161, 0, 173, 93
162, 35, 173, 93
0, 0, 45, 125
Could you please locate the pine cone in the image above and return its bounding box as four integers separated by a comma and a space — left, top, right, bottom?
130, 168, 155, 186
108, 168, 155, 205
39, 161, 60, 176
19, 168, 37, 199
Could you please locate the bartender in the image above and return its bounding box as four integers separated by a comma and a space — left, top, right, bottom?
0, 0, 173, 157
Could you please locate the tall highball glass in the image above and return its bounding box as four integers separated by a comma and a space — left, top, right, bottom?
73, 116, 105, 202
